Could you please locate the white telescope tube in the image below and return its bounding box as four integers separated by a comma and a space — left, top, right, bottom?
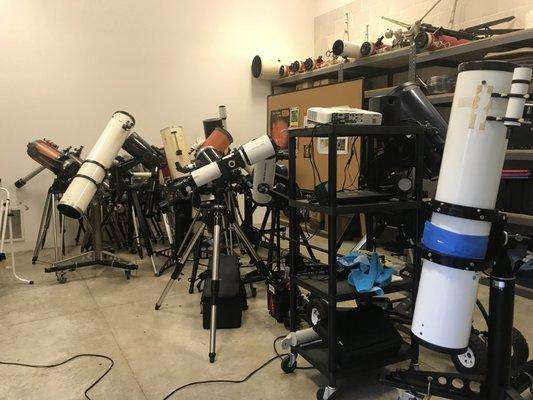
252, 156, 276, 205
182, 135, 277, 194
332, 40, 361, 59
251, 55, 284, 80
58, 111, 135, 219
412, 62, 531, 353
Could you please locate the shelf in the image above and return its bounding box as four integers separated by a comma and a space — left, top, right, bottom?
271, 29, 533, 89
289, 198, 421, 216
364, 87, 454, 105
288, 124, 426, 138
293, 340, 413, 377
505, 149, 533, 161
295, 274, 412, 302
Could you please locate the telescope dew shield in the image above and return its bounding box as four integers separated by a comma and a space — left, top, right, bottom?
332, 39, 361, 59
412, 61, 531, 353
251, 55, 283, 80
201, 126, 233, 153
58, 111, 135, 219
252, 156, 276, 205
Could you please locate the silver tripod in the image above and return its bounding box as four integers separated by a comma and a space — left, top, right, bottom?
155, 191, 269, 363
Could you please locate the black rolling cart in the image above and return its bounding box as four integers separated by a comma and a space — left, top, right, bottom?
285, 124, 427, 400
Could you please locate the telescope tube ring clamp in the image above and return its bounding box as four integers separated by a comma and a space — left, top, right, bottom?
429, 200, 501, 222
420, 245, 494, 272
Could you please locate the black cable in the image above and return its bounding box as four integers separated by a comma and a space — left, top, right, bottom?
0, 353, 114, 400
162, 336, 315, 399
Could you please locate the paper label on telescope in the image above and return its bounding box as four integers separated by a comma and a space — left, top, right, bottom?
468, 84, 493, 131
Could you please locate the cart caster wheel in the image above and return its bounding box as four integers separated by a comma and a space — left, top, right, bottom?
316, 386, 336, 400
452, 333, 487, 374
511, 327, 529, 369
56, 273, 67, 284
307, 297, 328, 327
281, 356, 297, 373
125, 270, 131, 280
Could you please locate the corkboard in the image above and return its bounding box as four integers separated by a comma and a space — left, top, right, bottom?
267, 80, 363, 190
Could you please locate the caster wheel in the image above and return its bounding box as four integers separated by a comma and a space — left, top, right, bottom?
316, 387, 337, 400
125, 270, 131, 280
306, 297, 328, 327
511, 328, 529, 369
56, 274, 67, 284
281, 356, 297, 373
452, 333, 487, 374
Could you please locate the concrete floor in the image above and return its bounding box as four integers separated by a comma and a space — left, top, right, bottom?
0, 243, 531, 400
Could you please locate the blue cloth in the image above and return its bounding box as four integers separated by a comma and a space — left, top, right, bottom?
421, 221, 488, 260
337, 251, 394, 295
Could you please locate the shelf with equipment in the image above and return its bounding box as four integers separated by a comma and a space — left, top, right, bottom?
271, 28, 533, 93
286, 124, 426, 394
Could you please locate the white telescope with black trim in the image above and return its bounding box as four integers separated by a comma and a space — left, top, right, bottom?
58, 111, 135, 219
412, 61, 531, 353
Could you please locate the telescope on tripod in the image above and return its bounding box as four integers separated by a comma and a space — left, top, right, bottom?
15, 139, 83, 264
155, 131, 278, 363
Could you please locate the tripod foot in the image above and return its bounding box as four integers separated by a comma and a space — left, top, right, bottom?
31, 257, 37, 264
29, 281, 34, 285
209, 353, 216, 363
155, 304, 161, 310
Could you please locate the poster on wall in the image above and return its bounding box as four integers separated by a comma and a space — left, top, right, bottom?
270, 108, 290, 150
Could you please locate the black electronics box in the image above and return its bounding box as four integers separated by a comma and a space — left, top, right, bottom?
202, 254, 245, 329
314, 305, 403, 369
314, 182, 393, 205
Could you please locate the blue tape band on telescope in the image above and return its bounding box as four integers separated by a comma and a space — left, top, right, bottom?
422, 221, 488, 260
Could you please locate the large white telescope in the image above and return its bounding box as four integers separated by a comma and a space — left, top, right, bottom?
412, 61, 531, 353
58, 111, 135, 219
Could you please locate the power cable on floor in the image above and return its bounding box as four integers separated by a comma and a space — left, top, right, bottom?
0, 353, 114, 400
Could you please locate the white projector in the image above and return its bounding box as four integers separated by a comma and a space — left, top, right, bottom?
306, 106, 382, 125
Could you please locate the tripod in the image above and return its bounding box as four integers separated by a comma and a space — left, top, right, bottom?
45, 202, 138, 283
155, 187, 270, 363
32, 178, 69, 264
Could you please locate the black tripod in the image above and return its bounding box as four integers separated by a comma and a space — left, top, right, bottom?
45, 203, 138, 283
155, 187, 270, 363
32, 178, 69, 264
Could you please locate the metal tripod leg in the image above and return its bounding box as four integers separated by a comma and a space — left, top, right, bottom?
209, 212, 222, 363
131, 190, 157, 275
232, 221, 270, 281
188, 225, 205, 294
32, 192, 52, 264
51, 194, 59, 262
155, 221, 206, 310
157, 210, 201, 276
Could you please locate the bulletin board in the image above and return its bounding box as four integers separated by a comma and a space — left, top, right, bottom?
267, 79, 364, 191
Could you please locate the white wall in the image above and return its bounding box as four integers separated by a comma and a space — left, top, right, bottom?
314, 0, 533, 56
0, 0, 315, 251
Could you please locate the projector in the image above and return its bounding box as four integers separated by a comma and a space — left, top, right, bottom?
306, 107, 382, 125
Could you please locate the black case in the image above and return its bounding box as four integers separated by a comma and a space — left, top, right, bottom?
201, 254, 245, 329
314, 305, 403, 369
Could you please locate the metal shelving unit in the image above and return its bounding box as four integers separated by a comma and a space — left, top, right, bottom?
271, 28, 533, 92
287, 124, 427, 397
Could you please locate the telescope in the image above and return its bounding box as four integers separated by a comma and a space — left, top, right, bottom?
413, 61, 531, 353
15, 140, 82, 188
58, 111, 135, 219
122, 131, 163, 169
332, 40, 361, 59
174, 134, 277, 196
